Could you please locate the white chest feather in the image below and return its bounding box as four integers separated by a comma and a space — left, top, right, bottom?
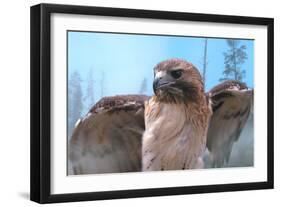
142, 99, 210, 171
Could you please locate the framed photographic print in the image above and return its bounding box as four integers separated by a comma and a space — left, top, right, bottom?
30, 3, 274, 203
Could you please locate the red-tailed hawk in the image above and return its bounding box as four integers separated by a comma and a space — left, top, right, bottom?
69, 59, 253, 174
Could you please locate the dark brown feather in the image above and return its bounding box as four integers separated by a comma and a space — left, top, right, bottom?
90, 95, 149, 113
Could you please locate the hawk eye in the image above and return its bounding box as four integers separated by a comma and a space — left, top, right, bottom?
171, 70, 182, 79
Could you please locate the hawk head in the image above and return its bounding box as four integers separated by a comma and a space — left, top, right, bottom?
153, 58, 204, 103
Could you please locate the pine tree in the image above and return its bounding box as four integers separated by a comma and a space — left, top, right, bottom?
84, 68, 95, 112
68, 71, 83, 137
139, 78, 148, 94
220, 39, 247, 82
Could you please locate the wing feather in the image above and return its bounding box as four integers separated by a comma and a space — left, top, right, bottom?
69, 95, 148, 175
206, 80, 253, 167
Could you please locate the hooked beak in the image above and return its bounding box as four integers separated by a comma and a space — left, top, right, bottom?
153, 78, 175, 94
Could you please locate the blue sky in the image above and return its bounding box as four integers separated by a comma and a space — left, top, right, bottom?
68, 31, 254, 111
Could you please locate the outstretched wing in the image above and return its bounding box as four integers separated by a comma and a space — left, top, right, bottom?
206, 80, 253, 167
69, 95, 148, 175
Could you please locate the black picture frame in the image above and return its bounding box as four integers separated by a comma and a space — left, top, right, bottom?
30, 3, 274, 204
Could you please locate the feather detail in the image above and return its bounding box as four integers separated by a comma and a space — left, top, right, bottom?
142, 95, 212, 171
69, 95, 148, 175
206, 80, 253, 167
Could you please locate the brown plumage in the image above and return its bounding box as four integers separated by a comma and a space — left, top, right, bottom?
142, 59, 212, 171
69, 95, 148, 174
69, 59, 253, 175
